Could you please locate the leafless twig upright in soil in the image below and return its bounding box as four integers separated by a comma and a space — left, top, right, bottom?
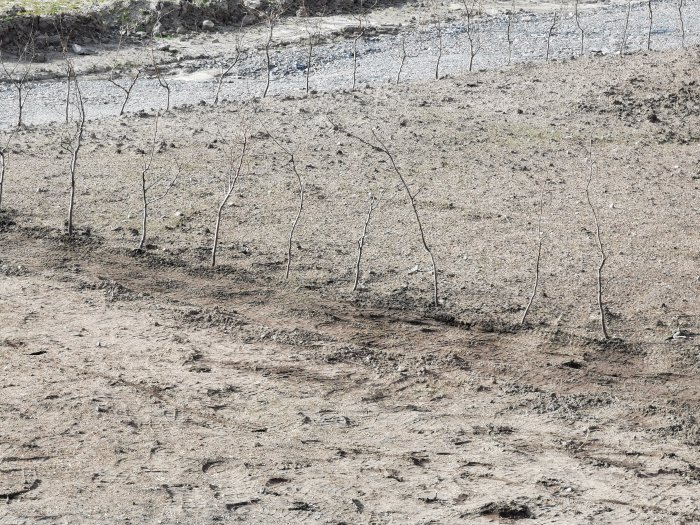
575, 0, 584, 56
351, 13, 367, 91
138, 113, 179, 250
60, 58, 86, 236
264, 132, 304, 280
304, 16, 323, 94
585, 143, 610, 340
396, 33, 409, 85
211, 132, 248, 267
647, 0, 654, 51
107, 31, 143, 116
150, 20, 171, 112
546, 11, 558, 62
260, 1, 287, 98
434, 14, 444, 79
213, 25, 245, 105
54, 19, 73, 124
677, 0, 685, 48
521, 183, 546, 325
506, 1, 515, 65
620, 0, 632, 55
0, 130, 16, 212
464, 0, 482, 72
0, 36, 36, 128
332, 121, 440, 306
354, 191, 381, 291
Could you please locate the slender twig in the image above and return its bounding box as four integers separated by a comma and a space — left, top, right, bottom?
0, 130, 15, 212
214, 27, 244, 105
435, 16, 443, 80
263, 16, 274, 97
678, 0, 685, 49
397, 34, 407, 85
352, 17, 365, 91
354, 191, 381, 291
0, 36, 36, 128
575, 0, 584, 56
263, 131, 304, 280
107, 32, 142, 115
521, 184, 546, 324
585, 142, 610, 340
150, 26, 171, 111
211, 133, 248, 267
647, 0, 653, 51
506, 5, 514, 65
60, 58, 85, 236
620, 0, 631, 55
138, 113, 179, 250
546, 11, 558, 62
332, 121, 439, 306
464, 0, 482, 72
305, 19, 321, 94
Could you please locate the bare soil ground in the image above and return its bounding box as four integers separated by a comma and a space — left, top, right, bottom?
1, 46, 700, 523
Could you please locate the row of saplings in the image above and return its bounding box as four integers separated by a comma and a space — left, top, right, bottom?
0, 73, 614, 342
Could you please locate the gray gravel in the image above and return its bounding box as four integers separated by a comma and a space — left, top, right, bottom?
0, 0, 698, 128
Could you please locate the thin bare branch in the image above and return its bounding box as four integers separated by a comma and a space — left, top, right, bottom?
585, 142, 610, 340
521, 183, 546, 324
212, 133, 248, 267
331, 120, 439, 306
620, 0, 632, 55
354, 191, 381, 291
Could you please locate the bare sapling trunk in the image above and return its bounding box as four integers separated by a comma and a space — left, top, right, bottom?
678, 0, 685, 48
464, 0, 482, 72
647, 0, 653, 51
150, 25, 171, 112
263, 130, 305, 280
60, 60, 86, 236
373, 130, 438, 306
575, 0, 584, 56
0, 131, 15, 212
521, 184, 546, 324
354, 192, 380, 291
435, 16, 443, 80
333, 121, 439, 306
397, 34, 408, 85
65, 62, 71, 124
107, 32, 142, 115
0, 37, 36, 129
138, 113, 179, 250
263, 18, 274, 97
214, 30, 244, 105
506, 1, 515, 65
306, 31, 314, 94
352, 17, 365, 91
620, 0, 632, 55
111, 69, 142, 115
211, 134, 249, 267
585, 143, 610, 340
546, 11, 558, 61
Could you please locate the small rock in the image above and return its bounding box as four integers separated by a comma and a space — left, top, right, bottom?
202, 20, 215, 31
71, 43, 96, 56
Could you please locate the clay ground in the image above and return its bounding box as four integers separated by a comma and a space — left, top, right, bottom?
1, 45, 700, 522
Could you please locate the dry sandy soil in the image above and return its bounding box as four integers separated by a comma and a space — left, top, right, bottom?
1, 43, 700, 523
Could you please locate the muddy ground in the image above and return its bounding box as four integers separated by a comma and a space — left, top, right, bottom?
1, 31, 700, 525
